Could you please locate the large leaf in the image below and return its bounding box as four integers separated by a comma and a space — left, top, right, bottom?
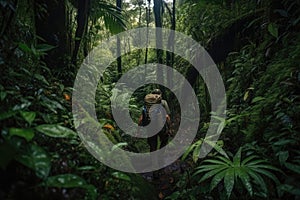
43, 174, 87, 188
251, 168, 280, 184
198, 166, 227, 182
15, 144, 51, 179
112, 171, 131, 181
247, 169, 268, 195
210, 170, 227, 191
35, 124, 77, 138
224, 168, 235, 198
241, 155, 259, 165
9, 128, 35, 142
236, 168, 253, 196
284, 162, 300, 174
20, 111, 36, 125
233, 147, 242, 166
42, 174, 97, 200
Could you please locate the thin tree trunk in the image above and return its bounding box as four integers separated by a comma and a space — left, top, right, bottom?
137, 3, 142, 66
165, 0, 175, 89
144, 0, 150, 66
71, 0, 89, 66
153, 0, 164, 84
116, 0, 122, 78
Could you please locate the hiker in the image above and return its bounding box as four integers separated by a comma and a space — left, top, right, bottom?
138, 89, 171, 152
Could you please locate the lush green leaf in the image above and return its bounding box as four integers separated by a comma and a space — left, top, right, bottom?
9, 128, 35, 142
224, 168, 235, 198
42, 174, 97, 199
20, 111, 36, 125
35, 124, 77, 138
210, 170, 226, 191
284, 162, 300, 174
112, 171, 131, 181
15, 144, 51, 179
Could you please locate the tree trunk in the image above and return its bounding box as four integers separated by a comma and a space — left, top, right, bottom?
35, 0, 68, 69
144, 0, 151, 66
116, 0, 122, 78
71, 0, 90, 66
153, 0, 164, 84
165, 0, 175, 88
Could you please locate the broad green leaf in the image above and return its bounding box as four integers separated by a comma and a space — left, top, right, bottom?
35, 124, 77, 138
237, 169, 253, 196
284, 162, 300, 174
247, 170, 268, 194
251, 168, 280, 184
112, 171, 131, 181
40, 97, 64, 113
20, 111, 36, 125
233, 147, 242, 166
9, 128, 35, 142
43, 174, 87, 188
224, 168, 235, 198
198, 166, 227, 183
194, 164, 226, 175
210, 170, 227, 191
15, 144, 51, 179
216, 156, 233, 166
268, 23, 278, 38
241, 155, 259, 165
42, 174, 98, 199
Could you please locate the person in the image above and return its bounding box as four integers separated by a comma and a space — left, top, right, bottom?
138, 89, 171, 152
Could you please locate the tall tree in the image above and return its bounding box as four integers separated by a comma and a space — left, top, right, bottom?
165, 0, 176, 88
153, 0, 164, 83
72, 0, 90, 66
144, 0, 151, 65
116, 0, 122, 78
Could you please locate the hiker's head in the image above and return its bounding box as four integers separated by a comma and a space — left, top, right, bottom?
151, 89, 162, 95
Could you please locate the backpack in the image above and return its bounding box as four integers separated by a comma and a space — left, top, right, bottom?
141, 93, 164, 127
